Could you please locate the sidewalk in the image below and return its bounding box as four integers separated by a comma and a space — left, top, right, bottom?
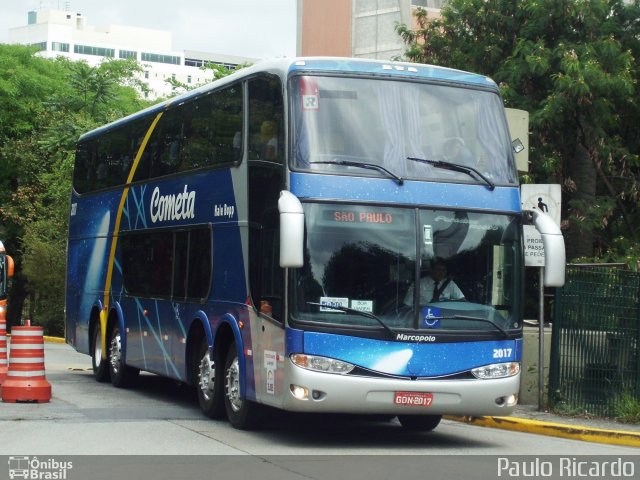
447, 404, 640, 448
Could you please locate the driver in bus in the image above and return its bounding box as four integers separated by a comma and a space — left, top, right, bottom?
404, 258, 465, 305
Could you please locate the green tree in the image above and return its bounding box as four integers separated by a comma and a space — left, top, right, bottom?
0, 46, 72, 328
16, 110, 93, 334
0, 45, 70, 143
397, 0, 640, 263
165, 62, 249, 96
0, 44, 151, 332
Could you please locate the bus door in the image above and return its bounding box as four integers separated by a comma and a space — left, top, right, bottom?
248, 207, 286, 406
254, 308, 286, 405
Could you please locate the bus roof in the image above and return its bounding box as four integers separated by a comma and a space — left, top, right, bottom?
284, 57, 496, 87
79, 57, 498, 142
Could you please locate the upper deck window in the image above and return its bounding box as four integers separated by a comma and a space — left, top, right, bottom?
291, 76, 517, 186
73, 84, 243, 194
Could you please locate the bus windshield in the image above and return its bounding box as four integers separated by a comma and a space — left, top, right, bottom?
291, 75, 517, 186
290, 203, 522, 335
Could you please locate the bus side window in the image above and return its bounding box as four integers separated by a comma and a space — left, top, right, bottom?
73, 140, 95, 193
248, 75, 285, 321
248, 76, 284, 164
173, 227, 212, 302
186, 227, 212, 300
123, 227, 212, 302
210, 86, 243, 165
249, 209, 282, 321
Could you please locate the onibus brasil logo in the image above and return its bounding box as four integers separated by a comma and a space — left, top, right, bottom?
8, 456, 73, 479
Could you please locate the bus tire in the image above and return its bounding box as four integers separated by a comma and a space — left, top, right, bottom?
195, 337, 225, 419
397, 414, 442, 432
91, 324, 110, 383
108, 325, 139, 388
224, 343, 261, 430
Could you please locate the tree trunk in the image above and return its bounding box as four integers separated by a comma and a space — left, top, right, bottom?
565, 143, 597, 260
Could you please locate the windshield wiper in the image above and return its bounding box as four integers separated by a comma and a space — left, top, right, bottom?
407, 157, 495, 191
427, 314, 509, 338
311, 160, 404, 186
307, 302, 398, 338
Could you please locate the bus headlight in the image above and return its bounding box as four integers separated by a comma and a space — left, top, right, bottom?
472, 362, 520, 379
290, 353, 355, 375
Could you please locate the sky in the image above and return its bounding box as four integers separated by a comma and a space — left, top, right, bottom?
0, 0, 298, 59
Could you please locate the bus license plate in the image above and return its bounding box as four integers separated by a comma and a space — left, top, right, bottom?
394, 391, 433, 407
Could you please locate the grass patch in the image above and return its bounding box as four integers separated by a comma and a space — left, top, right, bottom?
614, 393, 640, 424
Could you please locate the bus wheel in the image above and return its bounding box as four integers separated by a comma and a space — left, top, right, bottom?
196, 337, 225, 419
397, 414, 442, 432
223, 343, 261, 430
91, 324, 110, 382
108, 325, 139, 388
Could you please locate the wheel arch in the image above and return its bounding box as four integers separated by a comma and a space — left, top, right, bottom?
218, 313, 247, 398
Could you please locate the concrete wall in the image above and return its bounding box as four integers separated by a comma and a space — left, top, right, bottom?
520, 325, 552, 406
352, 0, 411, 60
298, 0, 352, 57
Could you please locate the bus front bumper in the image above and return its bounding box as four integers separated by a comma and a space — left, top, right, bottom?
282, 362, 520, 416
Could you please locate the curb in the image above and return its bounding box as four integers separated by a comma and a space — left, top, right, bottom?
445, 415, 640, 448
43, 336, 66, 344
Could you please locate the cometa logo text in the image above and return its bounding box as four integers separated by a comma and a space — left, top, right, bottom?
150, 185, 196, 223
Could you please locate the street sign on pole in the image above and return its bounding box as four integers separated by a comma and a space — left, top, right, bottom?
521, 184, 561, 267
520, 184, 562, 411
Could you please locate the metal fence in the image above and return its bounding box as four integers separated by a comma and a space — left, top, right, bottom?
549, 265, 640, 417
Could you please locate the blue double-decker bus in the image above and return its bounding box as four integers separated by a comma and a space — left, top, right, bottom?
65, 57, 565, 431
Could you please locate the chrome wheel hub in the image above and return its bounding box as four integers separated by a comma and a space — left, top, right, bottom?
198, 353, 215, 400
109, 332, 121, 374
225, 356, 242, 412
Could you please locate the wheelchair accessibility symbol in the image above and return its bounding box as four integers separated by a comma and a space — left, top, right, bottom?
422, 307, 441, 329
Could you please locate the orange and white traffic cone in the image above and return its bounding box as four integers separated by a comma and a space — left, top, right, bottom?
2, 324, 51, 403
0, 314, 7, 384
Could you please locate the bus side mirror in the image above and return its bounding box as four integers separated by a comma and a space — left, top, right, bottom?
6, 255, 14, 278
278, 191, 304, 268
529, 209, 565, 287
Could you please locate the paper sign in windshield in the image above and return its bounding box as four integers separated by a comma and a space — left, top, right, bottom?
350, 300, 373, 313
319, 297, 349, 312
319, 297, 373, 313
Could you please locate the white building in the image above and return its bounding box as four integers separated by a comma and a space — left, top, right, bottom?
8, 9, 256, 99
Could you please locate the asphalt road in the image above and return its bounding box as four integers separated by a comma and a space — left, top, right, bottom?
0, 343, 637, 480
